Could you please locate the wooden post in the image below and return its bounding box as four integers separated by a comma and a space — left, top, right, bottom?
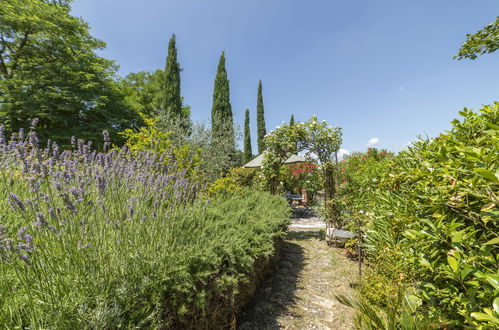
357, 215, 362, 276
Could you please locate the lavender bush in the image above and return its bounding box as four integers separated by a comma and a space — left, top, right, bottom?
0, 124, 290, 328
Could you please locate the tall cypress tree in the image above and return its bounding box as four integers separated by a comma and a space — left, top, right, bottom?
211, 51, 235, 148
290, 114, 295, 126
162, 34, 182, 123
244, 109, 252, 163
256, 80, 266, 154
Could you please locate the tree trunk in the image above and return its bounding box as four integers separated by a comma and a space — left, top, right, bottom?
322, 162, 337, 227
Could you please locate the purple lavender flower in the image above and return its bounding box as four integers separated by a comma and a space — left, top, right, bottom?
17, 243, 33, 253
28, 177, 40, 193
102, 130, 111, 151
30, 118, 39, 129
34, 212, 48, 228
77, 139, 85, 154
0, 125, 5, 145
8, 193, 25, 212
69, 186, 80, 199
59, 193, 76, 212
127, 199, 135, 218
28, 131, 39, 149
20, 254, 29, 264
48, 207, 59, 220
71, 136, 76, 149
52, 141, 60, 158
18, 128, 25, 141
96, 175, 106, 194
17, 227, 26, 238
15, 227, 34, 255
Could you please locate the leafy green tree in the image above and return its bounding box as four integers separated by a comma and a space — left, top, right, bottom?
456, 16, 499, 60
119, 68, 191, 144
0, 0, 139, 146
211, 52, 235, 168
119, 70, 164, 118
290, 114, 295, 126
243, 109, 252, 163
256, 80, 266, 154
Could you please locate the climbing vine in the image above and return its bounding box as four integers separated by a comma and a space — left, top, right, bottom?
262, 116, 342, 226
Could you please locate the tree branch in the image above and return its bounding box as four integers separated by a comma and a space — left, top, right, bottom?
11, 30, 31, 73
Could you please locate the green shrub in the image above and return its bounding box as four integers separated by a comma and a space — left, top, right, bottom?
340, 103, 499, 328
0, 130, 290, 328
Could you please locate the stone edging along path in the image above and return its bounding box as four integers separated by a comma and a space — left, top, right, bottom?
237, 213, 357, 330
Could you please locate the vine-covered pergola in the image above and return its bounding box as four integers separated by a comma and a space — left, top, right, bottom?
261, 116, 342, 227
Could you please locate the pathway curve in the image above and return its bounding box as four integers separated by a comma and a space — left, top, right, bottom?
238, 211, 358, 329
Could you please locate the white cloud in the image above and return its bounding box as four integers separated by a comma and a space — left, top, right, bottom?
338, 149, 350, 160
367, 137, 379, 147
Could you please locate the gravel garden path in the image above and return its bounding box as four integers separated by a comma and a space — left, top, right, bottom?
237, 210, 358, 329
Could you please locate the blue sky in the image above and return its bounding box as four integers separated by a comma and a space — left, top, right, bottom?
72, 0, 499, 155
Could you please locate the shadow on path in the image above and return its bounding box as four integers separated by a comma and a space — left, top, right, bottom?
237, 231, 309, 329
287, 230, 325, 241
290, 207, 318, 219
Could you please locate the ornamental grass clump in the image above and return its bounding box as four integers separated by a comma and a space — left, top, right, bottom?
0, 124, 290, 328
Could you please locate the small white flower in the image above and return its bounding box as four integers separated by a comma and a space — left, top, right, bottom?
359, 210, 364, 214
372, 178, 377, 182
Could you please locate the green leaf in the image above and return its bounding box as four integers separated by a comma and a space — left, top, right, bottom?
494, 297, 499, 315
420, 257, 432, 268
452, 230, 465, 243
486, 275, 499, 289
481, 202, 496, 212
485, 121, 499, 130
471, 312, 499, 323
460, 268, 473, 281
474, 168, 499, 183
484, 237, 499, 246
447, 255, 459, 272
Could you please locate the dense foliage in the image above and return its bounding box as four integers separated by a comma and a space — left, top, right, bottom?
244, 109, 252, 163
211, 52, 236, 172
281, 162, 320, 197
162, 34, 183, 123
118, 70, 164, 118
0, 126, 290, 328
262, 116, 342, 222
0, 0, 140, 146
336, 149, 394, 229
256, 80, 266, 154
339, 104, 499, 328
456, 16, 499, 60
